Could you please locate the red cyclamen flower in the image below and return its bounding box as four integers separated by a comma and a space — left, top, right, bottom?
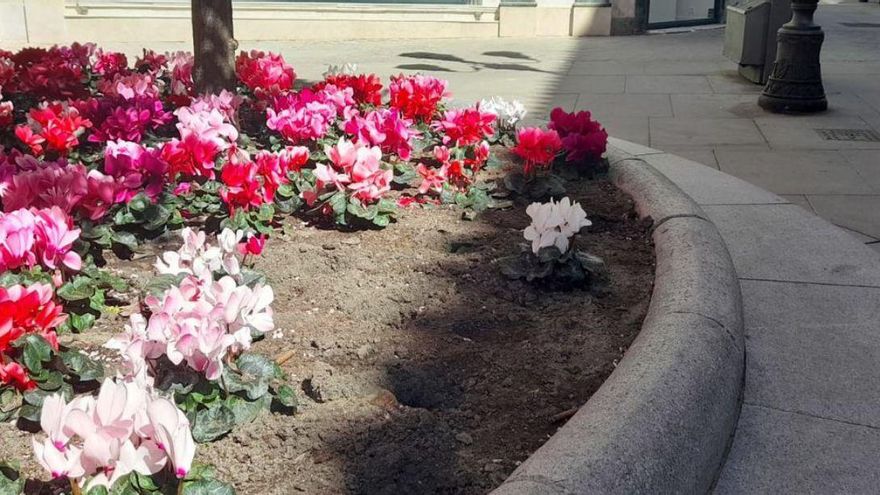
512, 127, 563, 175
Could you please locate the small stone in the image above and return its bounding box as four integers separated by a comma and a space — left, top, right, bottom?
356, 344, 374, 359
455, 432, 474, 445
321, 243, 336, 250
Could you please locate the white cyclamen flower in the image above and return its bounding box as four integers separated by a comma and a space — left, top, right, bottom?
323, 62, 358, 78
480, 96, 527, 129
522, 197, 592, 255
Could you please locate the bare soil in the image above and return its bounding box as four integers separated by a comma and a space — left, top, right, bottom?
2, 172, 654, 495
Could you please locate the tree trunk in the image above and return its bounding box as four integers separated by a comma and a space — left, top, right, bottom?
191, 0, 237, 94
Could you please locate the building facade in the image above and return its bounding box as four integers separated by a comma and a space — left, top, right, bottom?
0, 0, 723, 46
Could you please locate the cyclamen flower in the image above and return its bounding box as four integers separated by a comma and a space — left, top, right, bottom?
389, 74, 449, 121
154, 227, 241, 280
10, 45, 91, 99
318, 138, 391, 203
15, 102, 92, 156
523, 197, 592, 255
0, 361, 37, 391
315, 72, 383, 107
0, 282, 66, 357
416, 163, 446, 195
238, 233, 266, 256
433, 106, 496, 147
266, 92, 338, 144
512, 127, 563, 175
167, 51, 194, 98
1, 158, 89, 214
0, 207, 82, 273
343, 108, 420, 160
103, 140, 168, 202
548, 107, 608, 163
91, 49, 129, 78
236, 50, 296, 96
0, 100, 12, 128
480, 96, 527, 130
31, 377, 196, 487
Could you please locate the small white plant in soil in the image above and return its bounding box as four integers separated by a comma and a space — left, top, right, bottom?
500, 197, 609, 291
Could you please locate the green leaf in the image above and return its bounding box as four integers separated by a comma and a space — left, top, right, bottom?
35, 370, 64, 391
70, 312, 97, 332
236, 354, 280, 381
144, 273, 187, 296
192, 404, 235, 443
181, 479, 236, 495
15, 334, 53, 373
61, 349, 104, 382
185, 463, 216, 482
128, 195, 150, 212
372, 213, 390, 228
89, 289, 106, 312
86, 486, 109, 495
274, 384, 298, 409
111, 230, 138, 250
57, 276, 96, 301
142, 203, 171, 231
130, 471, 159, 491
225, 395, 269, 425
109, 474, 139, 495
0, 460, 24, 495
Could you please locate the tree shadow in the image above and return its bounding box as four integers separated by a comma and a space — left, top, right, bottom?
395, 63, 457, 72
482, 51, 538, 61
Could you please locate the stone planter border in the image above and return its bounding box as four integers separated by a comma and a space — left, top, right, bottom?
491, 144, 745, 495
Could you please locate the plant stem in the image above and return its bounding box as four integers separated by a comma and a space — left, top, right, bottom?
70, 479, 82, 495
178, 478, 185, 495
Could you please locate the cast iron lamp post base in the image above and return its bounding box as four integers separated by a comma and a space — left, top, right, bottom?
758, 0, 827, 113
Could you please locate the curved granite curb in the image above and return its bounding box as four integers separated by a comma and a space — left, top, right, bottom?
491, 144, 745, 495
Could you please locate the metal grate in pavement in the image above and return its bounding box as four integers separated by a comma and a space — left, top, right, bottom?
815, 129, 880, 142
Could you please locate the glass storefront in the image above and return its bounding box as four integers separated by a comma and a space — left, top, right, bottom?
647, 0, 721, 27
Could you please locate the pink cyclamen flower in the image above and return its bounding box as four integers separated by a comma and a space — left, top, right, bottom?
33, 206, 82, 271
147, 398, 195, 479
32, 438, 85, 479
416, 163, 447, 195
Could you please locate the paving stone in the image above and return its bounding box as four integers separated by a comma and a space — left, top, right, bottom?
670, 94, 766, 119
573, 94, 673, 119
597, 116, 650, 145
714, 149, 874, 195
706, 72, 763, 94
641, 59, 727, 75
657, 147, 718, 168
555, 75, 625, 94
805, 194, 880, 239
841, 149, 880, 192
650, 118, 765, 147
740, 279, 880, 428
625, 75, 713, 94
779, 194, 814, 213
641, 153, 785, 205
714, 404, 880, 494
703, 204, 880, 286
754, 116, 880, 150
567, 60, 646, 75
607, 136, 661, 156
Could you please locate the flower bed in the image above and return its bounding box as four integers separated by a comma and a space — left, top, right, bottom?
0, 44, 649, 494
